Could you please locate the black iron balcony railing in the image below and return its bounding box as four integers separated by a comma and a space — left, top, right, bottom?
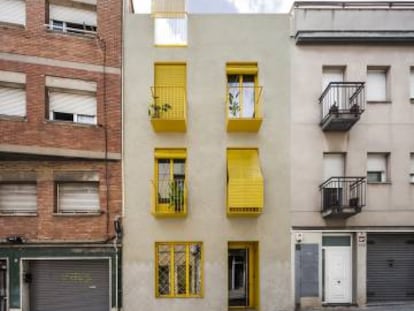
319, 82, 365, 131
319, 176, 366, 218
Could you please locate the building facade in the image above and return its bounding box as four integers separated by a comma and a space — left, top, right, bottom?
123, 4, 292, 311
291, 2, 414, 309
0, 1, 122, 311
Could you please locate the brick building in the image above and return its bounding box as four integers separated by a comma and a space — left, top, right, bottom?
0, 1, 122, 311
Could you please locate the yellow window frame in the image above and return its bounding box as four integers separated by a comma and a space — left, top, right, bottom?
153, 149, 187, 216
155, 241, 204, 298
228, 241, 259, 309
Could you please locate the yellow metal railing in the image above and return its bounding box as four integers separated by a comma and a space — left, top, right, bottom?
150, 86, 186, 120
226, 86, 263, 119
152, 178, 187, 216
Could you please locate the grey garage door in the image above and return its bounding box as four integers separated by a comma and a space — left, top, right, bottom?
29, 259, 110, 311
367, 234, 414, 303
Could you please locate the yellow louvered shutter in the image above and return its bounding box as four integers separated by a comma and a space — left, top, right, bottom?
227, 149, 264, 212
154, 64, 186, 119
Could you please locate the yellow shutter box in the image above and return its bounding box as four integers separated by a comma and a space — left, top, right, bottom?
226, 63, 258, 75
151, 0, 186, 18
154, 148, 186, 159
151, 63, 187, 132
227, 149, 264, 216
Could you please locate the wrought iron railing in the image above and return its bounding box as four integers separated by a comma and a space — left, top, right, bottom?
226, 86, 263, 119
152, 178, 187, 215
319, 82, 365, 122
319, 177, 366, 213
150, 86, 186, 120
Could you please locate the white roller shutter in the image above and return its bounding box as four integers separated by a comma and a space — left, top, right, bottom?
322, 68, 344, 91
0, 0, 26, 25
0, 86, 26, 116
367, 69, 387, 101
410, 69, 414, 99
58, 183, 99, 213
323, 154, 345, 180
367, 154, 387, 182
49, 4, 96, 26
49, 91, 96, 116
0, 184, 37, 213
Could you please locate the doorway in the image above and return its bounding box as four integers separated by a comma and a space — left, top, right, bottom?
0, 260, 7, 311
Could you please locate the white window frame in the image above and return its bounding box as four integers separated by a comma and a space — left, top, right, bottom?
56, 181, 100, 214
367, 153, 389, 183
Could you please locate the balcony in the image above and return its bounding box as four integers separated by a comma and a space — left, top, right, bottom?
319, 82, 365, 131
320, 177, 366, 218
226, 86, 263, 132
152, 179, 187, 217
149, 86, 186, 132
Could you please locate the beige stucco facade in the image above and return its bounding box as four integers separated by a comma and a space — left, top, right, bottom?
123, 14, 292, 311
291, 4, 414, 309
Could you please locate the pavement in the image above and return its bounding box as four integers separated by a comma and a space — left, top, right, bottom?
305, 303, 414, 311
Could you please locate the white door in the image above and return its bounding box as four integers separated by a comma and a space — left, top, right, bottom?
324, 246, 352, 303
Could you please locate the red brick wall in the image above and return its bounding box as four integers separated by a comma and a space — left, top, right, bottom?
0, 161, 122, 241
0, 0, 122, 68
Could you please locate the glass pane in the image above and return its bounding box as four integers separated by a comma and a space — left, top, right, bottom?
174, 245, 187, 295
189, 244, 201, 295
242, 75, 255, 118
367, 171, 383, 183
158, 245, 171, 295
158, 160, 170, 203
227, 75, 240, 118
322, 236, 351, 246
173, 159, 185, 178
228, 248, 249, 307
77, 114, 96, 124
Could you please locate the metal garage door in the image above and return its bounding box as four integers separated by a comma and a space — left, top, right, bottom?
367, 234, 414, 303
29, 259, 110, 311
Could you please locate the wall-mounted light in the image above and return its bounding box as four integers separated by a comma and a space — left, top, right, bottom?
6, 236, 24, 244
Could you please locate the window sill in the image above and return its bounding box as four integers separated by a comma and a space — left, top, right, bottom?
0, 114, 27, 122
45, 29, 97, 40
0, 212, 37, 217
53, 212, 102, 217
45, 119, 99, 128
0, 22, 25, 30
367, 100, 392, 104
367, 181, 392, 185
154, 44, 188, 48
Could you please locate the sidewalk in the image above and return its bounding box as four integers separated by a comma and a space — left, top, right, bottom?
305, 303, 414, 311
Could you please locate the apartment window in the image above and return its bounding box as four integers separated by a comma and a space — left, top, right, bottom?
410, 154, 414, 183
48, 0, 97, 35
155, 242, 202, 297
0, 0, 25, 26
46, 76, 97, 125
367, 153, 389, 183
56, 182, 99, 213
226, 63, 261, 119
410, 68, 414, 101
152, 0, 187, 45
228, 242, 258, 309
0, 70, 26, 118
367, 68, 388, 102
0, 183, 37, 214
153, 149, 186, 216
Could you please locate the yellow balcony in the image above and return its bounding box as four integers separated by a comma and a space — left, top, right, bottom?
152, 178, 187, 217
226, 86, 263, 132
149, 86, 187, 132
227, 149, 264, 216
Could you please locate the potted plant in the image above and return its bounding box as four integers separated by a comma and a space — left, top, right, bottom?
169, 179, 184, 212
228, 91, 240, 117
148, 102, 172, 119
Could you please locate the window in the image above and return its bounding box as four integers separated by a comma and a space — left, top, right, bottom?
0, 0, 25, 26
0, 70, 26, 117
367, 68, 388, 102
227, 149, 263, 216
155, 242, 202, 297
367, 153, 389, 183
0, 183, 37, 214
227, 63, 261, 119
48, 1, 97, 35
228, 242, 258, 309
153, 149, 186, 216
56, 182, 99, 213
152, 0, 187, 45
410, 68, 414, 100
46, 76, 97, 125
410, 154, 414, 183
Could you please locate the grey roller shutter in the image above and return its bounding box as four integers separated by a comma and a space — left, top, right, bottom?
30, 260, 110, 311
49, 91, 96, 116
0, 184, 37, 214
0, 86, 26, 117
49, 4, 96, 26
57, 183, 100, 213
0, 0, 26, 25
367, 234, 414, 303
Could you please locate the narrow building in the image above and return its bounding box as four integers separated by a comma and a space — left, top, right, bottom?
0, 1, 122, 310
